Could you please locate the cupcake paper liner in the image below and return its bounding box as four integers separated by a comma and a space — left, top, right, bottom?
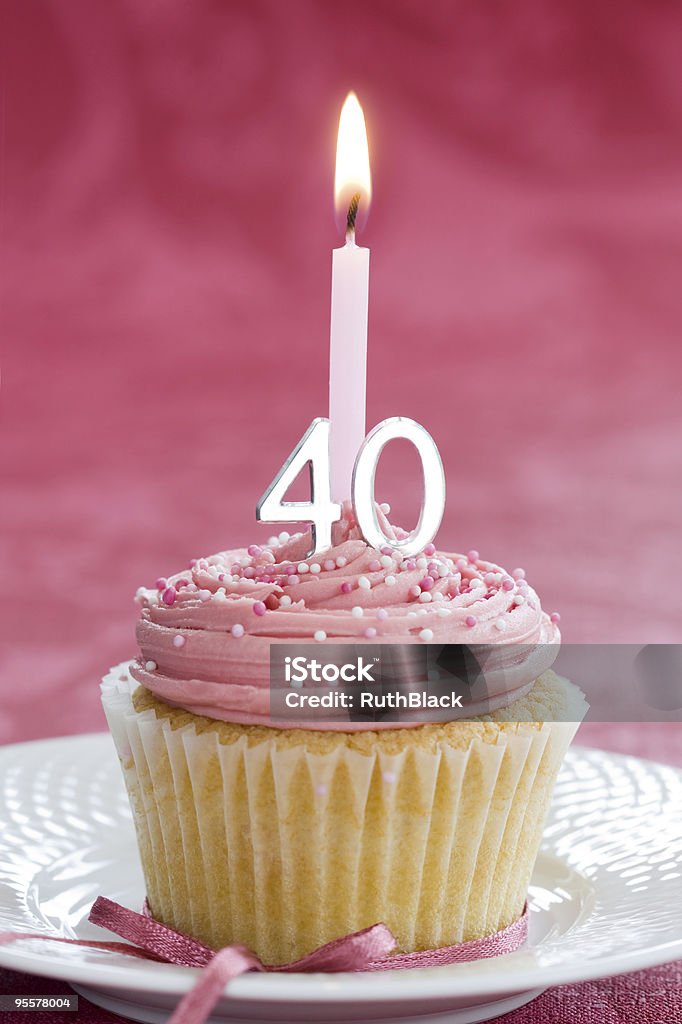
102, 663, 583, 964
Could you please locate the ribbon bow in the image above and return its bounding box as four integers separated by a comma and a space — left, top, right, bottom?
1, 897, 528, 1024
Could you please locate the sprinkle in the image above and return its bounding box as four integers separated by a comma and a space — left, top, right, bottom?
376, 608, 388, 621
278, 532, 290, 544
424, 543, 436, 556
144, 660, 157, 672
385, 575, 396, 587
468, 549, 479, 562
437, 607, 451, 618
419, 628, 434, 641
419, 591, 433, 603
231, 624, 245, 638
340, 581, 353, 594
368, 559, 381, 572
323, 559, 336, 571
247, 544, 262, 557
364, 627, 377, 638
309, 563, 321, 574
513, 595, 525, 606
469, 577, 485, 590
239, 555, 251, 567
289, 575, 300, 585
550, 611, 561, 624
380, 555, 393, 569
380, 546, 393, 556
358, 576, 371, 590
297, 562, 309, 574
279, 595, 292, 606
243, 566, 256, 578
351, 606, 364, 618
189, 559, 197, 568
512, 568, 526, 580
267, 536, 278, 547
484, 572, 498, 585
409, 585, 421, 598
419, 577, 435, 591
314, 630, 327, 642
161, 587, 177, 606
173, 635, 186, 648
336, 556, 347, 568
382, 770, 397, 784
465, 615, 477, 627
433, 591, 445, 601
253, 601, 267, 616
175, 578, 189, 589
155, 577, 167, 590
379, 502, 391, 514
198, 589, 212, 602
455, 558, 468, 571
213, 589, 228, 602
494, 617, 507, 631
416, 557, 428, 570
502, 577, 515, 591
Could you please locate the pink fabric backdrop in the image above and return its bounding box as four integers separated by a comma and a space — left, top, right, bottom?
2, 0, 682, 744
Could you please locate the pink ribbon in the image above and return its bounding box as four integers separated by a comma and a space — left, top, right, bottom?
1, 897, 528, 1024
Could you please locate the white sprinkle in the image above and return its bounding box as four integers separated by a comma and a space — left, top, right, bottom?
416, 557, 428, 570
379, 502, 391, 514
420, 628, 434, 641
419, 591, 433, 603
323, 559, 336, 571
380, 555, 393, 569
279, 595, 292, 606
267, 536, 278, 547
358, 576, 371, 590
494, 618, 507, 631
409, 585, 421, 598
470, 577, 485, 589
309, 563, 321, 574
407, 611, 418, 618
314, 630, 327, 642
278, 531, 290, 544
437, 607, 451, 618
433, 591, 445, 601
365, 627, 377, 638
173, 635, 186, 648
198, 589, 212, 602
513, 595, 525, 606
377, 608, 388, 620
351, 606, 364, 618
336, 556, 347, 568
239, 555, 250, 567
385, 575, 396, 586
213, 589, 227, 601
418, 607, 429, 616
297, 562, 310, 574
231, 623, 245, 638
145, 660, 157, 672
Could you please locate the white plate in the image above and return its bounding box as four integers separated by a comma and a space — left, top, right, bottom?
0, 735, 680, 1024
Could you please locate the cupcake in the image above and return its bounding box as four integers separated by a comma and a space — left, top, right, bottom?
102, 509, 586, 965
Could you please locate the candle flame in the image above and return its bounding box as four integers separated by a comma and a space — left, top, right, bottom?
334, 92, 371, 236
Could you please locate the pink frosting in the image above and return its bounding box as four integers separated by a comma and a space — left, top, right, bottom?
131, 508, 560, 729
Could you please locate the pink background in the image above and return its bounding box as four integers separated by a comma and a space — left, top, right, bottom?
2, 0, 682, 745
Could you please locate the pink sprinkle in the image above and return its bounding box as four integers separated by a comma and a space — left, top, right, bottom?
512, 568, 526, 580
420, 577, 435, 591
455, 558, 468, 571
502, 577, 514, 591
380, 546, 393, 556
284, 564, 297, 575
368, 559, 381, 572
341, 581, 353, 594
323, 559, 336, 571
465, 615, 477, 627
404, 559, 416, 571
188, 559, 197, 569
468, 549, 479, 563
253, 601, 267, 616
173, 635, 186, 648
176, 578, 189, 588
231, 624, 245, 638
484, 572, 497, 585
230, 564, 241, 575
550, 612, 561, 624
289, 575, 300, 585
162, 587, 177, 607
155, 578, 167, 591
247, 544, 262, 557
218, 573, 225, 581
365, 627, 377, 638
376, 608, 388, 621
243, 567, 256, 579
424, 543, 436, 556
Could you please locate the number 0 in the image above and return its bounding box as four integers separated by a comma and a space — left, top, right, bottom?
352, 417, 445, 557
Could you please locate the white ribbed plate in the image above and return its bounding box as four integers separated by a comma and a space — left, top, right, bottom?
0, 735, 680, 1024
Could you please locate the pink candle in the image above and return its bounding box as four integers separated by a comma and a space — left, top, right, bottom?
329, 93, 371, 503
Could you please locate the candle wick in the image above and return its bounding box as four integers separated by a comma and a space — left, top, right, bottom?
346, 192, 361, 242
